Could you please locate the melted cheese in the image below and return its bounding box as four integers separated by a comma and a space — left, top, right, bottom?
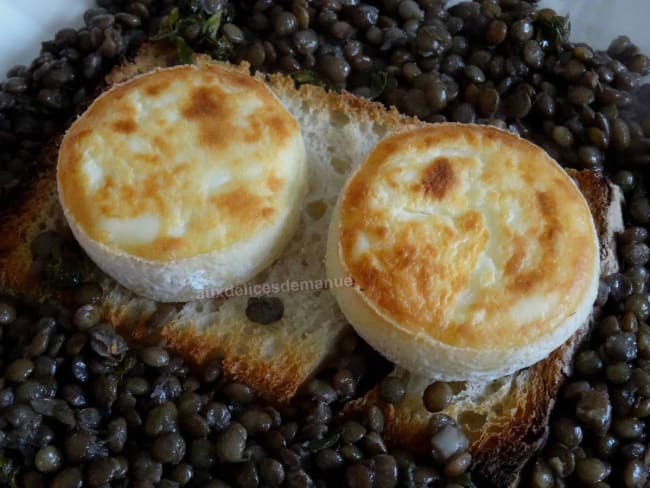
329, 124, 599, 377
58, 64, 305, 262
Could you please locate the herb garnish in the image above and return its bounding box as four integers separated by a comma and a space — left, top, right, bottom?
152, 7, 234, 64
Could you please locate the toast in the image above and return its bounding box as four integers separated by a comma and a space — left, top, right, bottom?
0, 43, 623, 486
0, 42, 421, 402
344, 169, 624, 487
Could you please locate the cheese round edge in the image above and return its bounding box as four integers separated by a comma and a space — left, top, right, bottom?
57, 63, 307, 302
326, 123, 600, 381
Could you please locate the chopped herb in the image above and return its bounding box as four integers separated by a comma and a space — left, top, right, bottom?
152, 7, 235, 64
369, 70, 389, 99
290, 70, 327, 89
535, 12, 571, 48
176, 16, 202, 37
164, 6, 181, 28
41, 40, 57, 53
113, 355, 137, 382
302, 429, 341, 452
401, 462, 416, 488
203, 11, 223, 43
0, 454, 19, 488
452, 473, 477, 487
151, 7, 180, 41
210, 37, 234, 61
175, 37, 194, 64
44, 250, 84, 288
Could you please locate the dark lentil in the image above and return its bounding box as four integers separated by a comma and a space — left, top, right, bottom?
346, 463, 375, 488
444, 451, 472, 478
576, 390, 612, 434
578, 145, 604, 168
365, 405, 385, 433
139, 346, 170, 368
505, 89, 531, 119
422, 382, 453, 412
430, 423, 469, 464
216, 422, 247, 462
364, 430, 388, 454
575, 457, 610, 483
245, 297, 284, 325
151, 431, 186, 464
52, 467, 83, 488
316, 448, 344, 470
378, 376, 405, 404
34, 445, 63, 473
486, 19, 507, 45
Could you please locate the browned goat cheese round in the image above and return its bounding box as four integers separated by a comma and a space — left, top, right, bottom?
57, 64, 307, 302
327, 123, 600, 381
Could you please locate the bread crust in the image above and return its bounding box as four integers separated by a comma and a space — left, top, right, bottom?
0, 142, 65, 301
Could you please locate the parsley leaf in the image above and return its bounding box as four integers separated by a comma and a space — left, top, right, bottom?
203, 11, 223, 43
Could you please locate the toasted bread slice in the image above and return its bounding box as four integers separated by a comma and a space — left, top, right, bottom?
343, 169, 623, 487
0, 43, 421, 402
0, 43, 623, 488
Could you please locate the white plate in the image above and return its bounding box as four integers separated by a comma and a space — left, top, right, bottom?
1, 0, 649, 78
0, 0, 94, 76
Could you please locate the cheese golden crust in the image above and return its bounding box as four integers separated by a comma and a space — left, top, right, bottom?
327, 123, 600, 380
57, 64, 306, 301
